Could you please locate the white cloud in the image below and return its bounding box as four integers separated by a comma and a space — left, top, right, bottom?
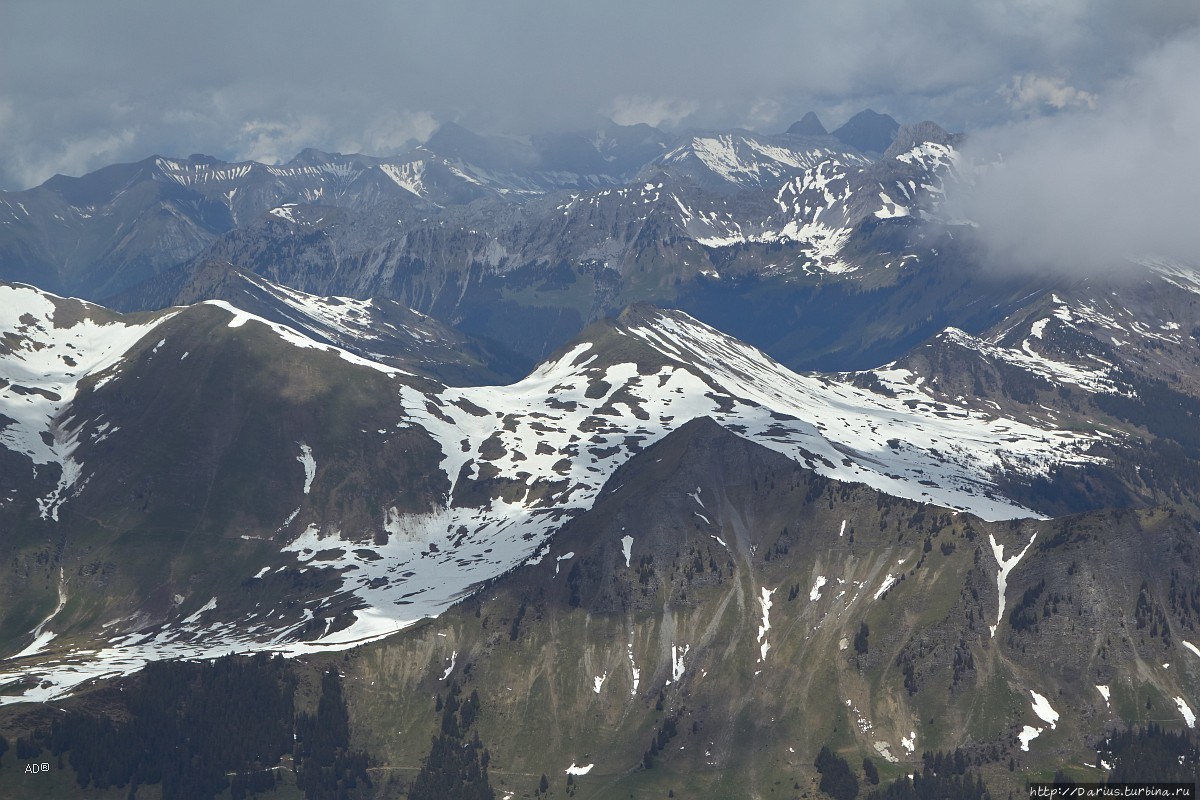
744, 98, 783, 130
357, 110, 439, 155
609, 96, 699, 128
948, 30, 1200, 273
9, 129, 138, 191
1000, 73, 1097, 112
236, 117, 331, 165
232, 109, 437, 163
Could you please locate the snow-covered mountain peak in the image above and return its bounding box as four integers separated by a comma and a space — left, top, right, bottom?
654, 132, 868, 192
659, 135, 966, 275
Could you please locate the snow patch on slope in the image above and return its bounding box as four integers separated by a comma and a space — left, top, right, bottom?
1176, 697, 1196, 728
671, 644, 689, 682
297, 443, 315, 494
939, 326, 1118, 394
379, 162, 428, 199
989, 533, 1038, 637
202, 300, 408, 377
628, 641, 640, 696
757, 587, 774, 662
0, 285, 178, 520
623, 311, 1098, 520
1030, 690, 1059, 728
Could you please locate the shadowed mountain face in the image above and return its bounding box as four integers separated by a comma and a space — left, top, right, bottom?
832, 109, 901, 154
789, 111, 830, 136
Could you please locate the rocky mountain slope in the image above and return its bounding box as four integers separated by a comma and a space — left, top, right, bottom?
334, 418, 1200, 798
0, 280, 1115, 707
2, 111, 1200, 799
3, 417, 1198, 798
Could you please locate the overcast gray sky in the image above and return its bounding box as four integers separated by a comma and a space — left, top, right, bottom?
1, 0, 1197, 191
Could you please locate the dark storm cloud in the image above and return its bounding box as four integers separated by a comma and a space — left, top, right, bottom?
1, 0, 1197, 189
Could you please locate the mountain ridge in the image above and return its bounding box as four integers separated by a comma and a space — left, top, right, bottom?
0, 280, 1124, 706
